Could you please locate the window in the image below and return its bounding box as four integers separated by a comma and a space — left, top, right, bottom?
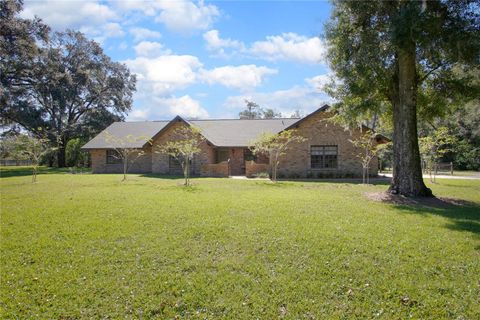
216, 148, 229, 163
311, 145, 338, 169
106, 149, 122, 164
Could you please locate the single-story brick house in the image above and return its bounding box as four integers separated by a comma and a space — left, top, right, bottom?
82, 105, 388, 178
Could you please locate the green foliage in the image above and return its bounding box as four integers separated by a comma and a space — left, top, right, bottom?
65, 138, 87, 167
104, 132, 150, 181
1, 170, 479, 318
349, 130, 380, 184
250, 130, 306, 182
325, 0, 479, 196
419, 127, 458, 182
239, 100, 263, 119
239, 100, 282, 119
1, 2, 136, 167
155, 125, 205, 186
325, 1, 479, 122
3, 134, 53, 182
454, 140, 480, 171
376, 142, 393, 171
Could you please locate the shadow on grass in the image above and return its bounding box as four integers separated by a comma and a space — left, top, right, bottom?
280, 177, 392, 186
366, 192, 480, 237
0, 166, 75, 178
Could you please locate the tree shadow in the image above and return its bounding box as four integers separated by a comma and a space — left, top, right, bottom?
366, 192, 480, 237
288, 177, 392, 186
0, 166, 74, 178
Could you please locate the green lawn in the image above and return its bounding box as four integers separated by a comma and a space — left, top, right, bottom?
1, 167, 479, 319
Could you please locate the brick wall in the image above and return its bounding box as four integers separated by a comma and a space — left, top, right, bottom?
151, 120, 216, 175
277, 111, 379, 178
90, 146, 152, 174
245, 161, 269, 177
200, 162, 229, 177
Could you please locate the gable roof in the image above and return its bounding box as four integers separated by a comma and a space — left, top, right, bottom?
82, 105, 390, 149
82, 121, 169, 149
189, 118, 299, 147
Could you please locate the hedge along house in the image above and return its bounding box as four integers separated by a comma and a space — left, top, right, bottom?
82, 105, 389, 178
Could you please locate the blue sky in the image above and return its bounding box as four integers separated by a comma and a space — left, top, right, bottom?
22, 0, 333, 120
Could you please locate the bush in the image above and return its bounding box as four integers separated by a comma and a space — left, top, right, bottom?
66, 138, 88, 167
454, 141, 480, 170
252, 172, 270, 178
288, 172, 301, 179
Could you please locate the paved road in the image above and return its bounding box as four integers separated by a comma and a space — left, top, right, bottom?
380, 173, 480, 180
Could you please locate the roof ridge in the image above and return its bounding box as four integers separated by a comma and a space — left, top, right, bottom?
190, 118, 300, 121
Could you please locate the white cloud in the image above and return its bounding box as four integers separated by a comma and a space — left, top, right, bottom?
103, 22, 125, 38
124, 55, 202, 95
22, 0, 117, 30
129, 27, 162, 42
250, 33, 326, 64
249, 33, 325, 64
200, 65, 277, 91
203, 29, 244, 51
154, 1, 220, 33
223, 74, 333, 116
156, 95, 209, 118
113, 0, 220, 33
305, 74, 332, 91
127, 109, 149, 121
134, 41, 171, 57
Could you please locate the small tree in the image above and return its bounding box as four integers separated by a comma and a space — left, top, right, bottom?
155, 126, 205, 186
249, 130, 306, 182
104, 132, 150, 181
419, 127, 457, 183
5, 135, 52, 182
349, 130, 379, 184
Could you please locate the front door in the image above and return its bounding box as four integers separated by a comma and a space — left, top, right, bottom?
229, 148, 245, 176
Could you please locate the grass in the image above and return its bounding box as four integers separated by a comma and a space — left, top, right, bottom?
1, 167, 479, 319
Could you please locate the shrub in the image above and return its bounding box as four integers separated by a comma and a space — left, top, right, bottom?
252, 172, 270, 179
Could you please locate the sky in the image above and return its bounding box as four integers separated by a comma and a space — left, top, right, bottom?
21, 0, 333, 121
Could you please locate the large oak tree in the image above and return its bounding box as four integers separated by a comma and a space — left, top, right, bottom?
1, 0, 136, 167
325, 0, 479, 196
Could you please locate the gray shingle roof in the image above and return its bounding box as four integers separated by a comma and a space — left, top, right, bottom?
190, 118, 299, 147
82, 118, 300, 149
82, 121, 169, 149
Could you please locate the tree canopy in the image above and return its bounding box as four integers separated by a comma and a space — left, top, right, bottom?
325, 0, 479, 196
0, 0, 136, 167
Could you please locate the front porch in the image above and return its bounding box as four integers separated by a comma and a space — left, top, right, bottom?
200, 147, 269, 177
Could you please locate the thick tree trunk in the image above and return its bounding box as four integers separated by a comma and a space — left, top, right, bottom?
389, 45, 432, 197
57, 135, 68, 168
57, 146, 66, 168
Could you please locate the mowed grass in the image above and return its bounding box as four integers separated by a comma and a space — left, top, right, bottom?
1, 168, 479, 319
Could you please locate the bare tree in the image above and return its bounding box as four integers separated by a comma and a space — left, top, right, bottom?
249, 130, 306, 182
4, 134, 53, 182
155, 126, 205, 186
104, 132, 150, 181
349, 130, 379, 184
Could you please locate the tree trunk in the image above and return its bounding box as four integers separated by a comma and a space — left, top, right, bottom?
57, 134, 68, 168
57, 146, 66, 168
389, 44, 432, 197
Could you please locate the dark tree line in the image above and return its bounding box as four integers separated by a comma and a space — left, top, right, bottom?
0, 0, 136, 167
239, 100, 283, 119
